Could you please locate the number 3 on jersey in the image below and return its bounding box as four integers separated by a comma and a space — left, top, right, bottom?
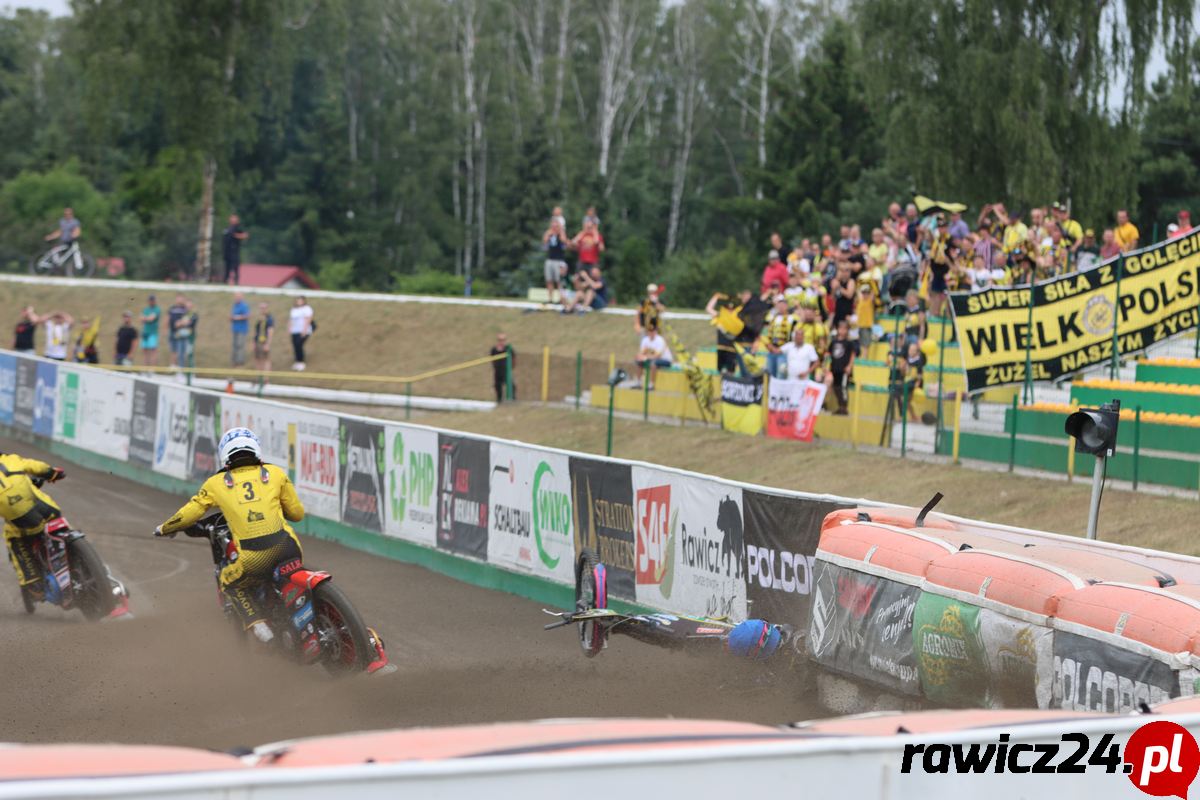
241, 481, 256, 501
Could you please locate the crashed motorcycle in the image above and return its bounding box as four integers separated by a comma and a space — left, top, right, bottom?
544, 548, 796, 662
177, 513, 391, 676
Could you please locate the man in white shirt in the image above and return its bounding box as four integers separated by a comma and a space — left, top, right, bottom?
781, 326, 819, 381
635, 324, 673, 388
42, 311, 74, 361
288, 296, 314, 371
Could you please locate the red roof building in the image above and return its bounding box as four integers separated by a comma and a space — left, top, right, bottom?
237, 264, 321, 290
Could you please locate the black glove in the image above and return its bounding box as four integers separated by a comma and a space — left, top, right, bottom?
49, 468, 66, 483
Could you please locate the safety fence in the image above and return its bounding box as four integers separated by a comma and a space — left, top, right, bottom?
810, 509, 1200, 716
6, 349, 1200, 715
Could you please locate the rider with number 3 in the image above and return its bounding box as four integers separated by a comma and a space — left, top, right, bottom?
155, 428, 304, 644
0, 452, 67, 596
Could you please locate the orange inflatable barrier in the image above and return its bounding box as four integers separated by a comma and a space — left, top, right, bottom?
1054, 583, 1200, 656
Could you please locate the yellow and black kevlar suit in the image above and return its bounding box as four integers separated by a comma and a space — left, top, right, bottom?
160, 463, 305, 628
0, 454, 63, 587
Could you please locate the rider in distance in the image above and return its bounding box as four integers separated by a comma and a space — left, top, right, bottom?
154, 428, 304, 644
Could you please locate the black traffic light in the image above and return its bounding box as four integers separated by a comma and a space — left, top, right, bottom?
1065, 399, 1121, 457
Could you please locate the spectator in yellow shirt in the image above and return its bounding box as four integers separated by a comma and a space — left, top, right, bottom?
1114, 209, 1139, 252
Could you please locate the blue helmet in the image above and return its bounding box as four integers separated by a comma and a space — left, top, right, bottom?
727, 619, 782, 660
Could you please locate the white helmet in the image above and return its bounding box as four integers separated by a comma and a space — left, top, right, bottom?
218, 427, 262, 467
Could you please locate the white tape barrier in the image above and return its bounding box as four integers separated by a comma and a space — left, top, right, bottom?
188, 377, 495, 412
0, 273, 711, 320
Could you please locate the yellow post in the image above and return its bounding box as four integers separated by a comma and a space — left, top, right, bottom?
952, 391, 963, 464
761, 373, 770, 433
850, 380, 862, 448
609, 352, 615, 375
541, 346, 550, 403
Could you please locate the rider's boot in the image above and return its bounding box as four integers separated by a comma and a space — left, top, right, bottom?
249, 620, 274, 644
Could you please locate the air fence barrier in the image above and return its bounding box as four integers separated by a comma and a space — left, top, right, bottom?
5, 350, 1200, 717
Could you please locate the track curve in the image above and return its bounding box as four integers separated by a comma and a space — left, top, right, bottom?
0, 437, 822, 750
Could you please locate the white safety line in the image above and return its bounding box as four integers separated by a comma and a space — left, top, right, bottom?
0, 273, 712, 320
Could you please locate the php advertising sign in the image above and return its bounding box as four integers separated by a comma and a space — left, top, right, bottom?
630, 465, 748, 621
383, 424, 438, 546
53, 368, 79, 442
488, 443, 574, 583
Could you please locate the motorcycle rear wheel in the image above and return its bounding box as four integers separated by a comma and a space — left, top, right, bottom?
68, 538, 117, 621
313, 581, 372, 675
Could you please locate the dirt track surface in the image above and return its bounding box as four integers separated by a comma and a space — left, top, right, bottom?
0, 437, 821, 750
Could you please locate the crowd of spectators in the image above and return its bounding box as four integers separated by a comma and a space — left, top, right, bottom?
610, 198, 1192, 419
542, 205, 609, 313
11, 293, 316, 375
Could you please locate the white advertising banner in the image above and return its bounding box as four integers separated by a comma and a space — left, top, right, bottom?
487, 443, 574, 583
221, 396, 290, 466
630, 465, 747, 621
288, 409, 340, 521
75, 370, 134, 460
152, 384, 191, 480
382, 424, 439, 546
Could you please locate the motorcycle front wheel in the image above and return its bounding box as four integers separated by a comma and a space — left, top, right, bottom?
68, 538, 117, 621
312, 581, 373, 675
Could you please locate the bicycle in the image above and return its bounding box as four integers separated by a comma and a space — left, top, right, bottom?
30, 241, 95, 278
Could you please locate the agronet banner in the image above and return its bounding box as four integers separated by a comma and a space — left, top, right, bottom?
951, 231, 1200, 392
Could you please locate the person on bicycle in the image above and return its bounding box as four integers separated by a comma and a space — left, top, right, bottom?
0, 452, 67, 596
154, 428, 304, 644
43, 207, 81, 252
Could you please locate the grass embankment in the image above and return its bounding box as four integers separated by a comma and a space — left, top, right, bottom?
0, 280, 713, 400
401, 405, 1198, 557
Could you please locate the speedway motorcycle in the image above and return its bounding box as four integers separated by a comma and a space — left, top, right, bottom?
544, 548, 797, 661
179, 513, 391, 676
18, 477, 130, 620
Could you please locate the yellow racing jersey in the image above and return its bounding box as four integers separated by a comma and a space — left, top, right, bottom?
161, 463, 305, 542
0, 454, 60, 530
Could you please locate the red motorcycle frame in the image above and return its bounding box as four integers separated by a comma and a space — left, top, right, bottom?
21, 516, 130, 620
185, 515, 390, 676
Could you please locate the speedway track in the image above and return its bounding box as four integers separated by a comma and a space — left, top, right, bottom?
0, 437, 822, 749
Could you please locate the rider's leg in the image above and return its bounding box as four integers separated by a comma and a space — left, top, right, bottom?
4, 523, 43, 587
218, 531, 304, 632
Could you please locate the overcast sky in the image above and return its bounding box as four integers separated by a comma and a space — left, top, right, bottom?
4, 0, 70, 14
